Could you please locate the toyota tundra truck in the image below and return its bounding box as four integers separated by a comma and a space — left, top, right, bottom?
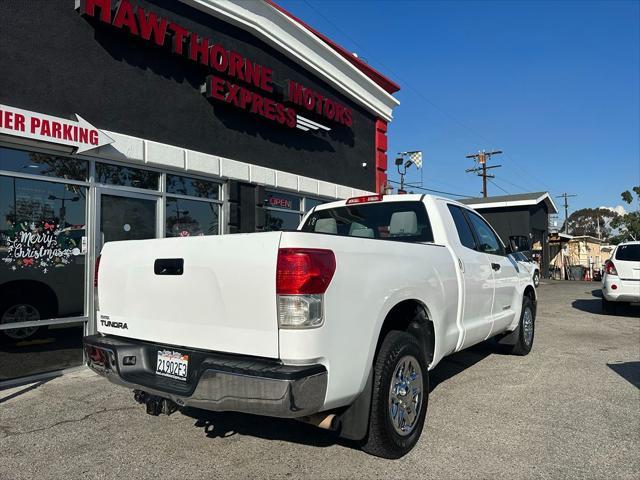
84, 194, 536, 458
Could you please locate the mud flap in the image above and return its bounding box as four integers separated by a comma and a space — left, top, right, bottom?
336, 368, 373, 441
495, 326, 520, 346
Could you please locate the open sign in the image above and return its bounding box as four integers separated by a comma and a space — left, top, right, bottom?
269, 197, 293, 209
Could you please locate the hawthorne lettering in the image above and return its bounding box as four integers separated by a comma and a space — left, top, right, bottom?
78, 0, 352, 130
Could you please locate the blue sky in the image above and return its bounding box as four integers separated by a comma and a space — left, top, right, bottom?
279, 0, 640, 217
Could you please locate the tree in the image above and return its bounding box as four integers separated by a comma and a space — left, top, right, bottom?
563, 207, 619, 239
610, 186, 640, 243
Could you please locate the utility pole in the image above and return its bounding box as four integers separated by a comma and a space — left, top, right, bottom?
556, 193, 577, 234
465, 150, 503, 197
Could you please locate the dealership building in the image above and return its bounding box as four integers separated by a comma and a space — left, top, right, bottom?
0, 0, 399, 384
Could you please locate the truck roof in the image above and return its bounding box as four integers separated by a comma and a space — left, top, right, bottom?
312, 193, 463, 211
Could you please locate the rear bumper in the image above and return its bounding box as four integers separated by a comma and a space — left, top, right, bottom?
602, 277, 640, 303
83, 334, 327, 418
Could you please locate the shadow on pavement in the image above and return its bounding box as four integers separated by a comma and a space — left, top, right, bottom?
0, 377, 58, 404
181, 407, 344, 448
430, 342, 497, 392
571, 289, 640, 317
181, 341, 500, 450
607, 361, 640, 389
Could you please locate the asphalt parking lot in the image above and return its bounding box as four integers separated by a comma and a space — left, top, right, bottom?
1, 281, 638, 480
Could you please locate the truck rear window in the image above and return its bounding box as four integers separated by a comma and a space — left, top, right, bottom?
615, 244, 640, 261
301, 201, 434, 243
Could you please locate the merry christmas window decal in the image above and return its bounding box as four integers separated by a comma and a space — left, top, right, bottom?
2, 221, 84, 273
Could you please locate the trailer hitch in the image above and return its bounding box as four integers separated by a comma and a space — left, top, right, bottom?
133, 390, 178, 416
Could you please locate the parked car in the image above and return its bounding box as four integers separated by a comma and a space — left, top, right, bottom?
510, 251, 541, 287
602, 241, 640, 314
84, 194, 536, 459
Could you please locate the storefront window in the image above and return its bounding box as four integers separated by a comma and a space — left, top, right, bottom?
166, 197, 220, 237
0, 322, 84, 381
263, 191, 326, 231
265, 210, 301, 231
0, 146, 88, 181
0, 175, 86, 351
95, 162, 159, 190
265, 191, 300, 211
167, 174, 220, 200
304, 198, 325, 212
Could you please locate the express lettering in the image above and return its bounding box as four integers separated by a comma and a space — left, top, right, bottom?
205, 76, 296, 128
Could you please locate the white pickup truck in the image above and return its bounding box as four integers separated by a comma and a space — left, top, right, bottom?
84, 193, 536, 458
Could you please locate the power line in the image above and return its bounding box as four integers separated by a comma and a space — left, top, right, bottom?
488, 178, 510, 195
387, 180, 472, 198
492, 176, 532, 193
299, 0, 555, 194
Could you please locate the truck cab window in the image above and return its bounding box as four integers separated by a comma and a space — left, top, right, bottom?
465, 211, 504, 255
447, 205, 477, 250
301, 201, 434, 243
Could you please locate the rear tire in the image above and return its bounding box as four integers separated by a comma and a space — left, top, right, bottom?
509, 296, 535, 356
361, 331, 429, 459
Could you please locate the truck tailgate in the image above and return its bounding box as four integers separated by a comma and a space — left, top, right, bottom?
97, 232, 282, 358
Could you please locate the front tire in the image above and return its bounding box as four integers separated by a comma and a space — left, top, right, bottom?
361, 331, 429, 459
509, 296, 535, 356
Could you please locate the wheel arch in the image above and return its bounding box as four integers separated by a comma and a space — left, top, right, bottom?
375, 299, 436, 367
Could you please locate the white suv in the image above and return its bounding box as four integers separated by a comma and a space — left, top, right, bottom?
602, 241, 640, 314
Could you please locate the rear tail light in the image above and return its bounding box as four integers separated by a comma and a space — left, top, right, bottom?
276, 249, 336, 295
346, 194, 383, 205
604, 260, 618, 276
277, 295, 323, 328
276, 248, 336, 329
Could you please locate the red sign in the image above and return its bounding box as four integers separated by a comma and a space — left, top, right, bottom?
269, 197, 293, 209
78, 0, 353, 132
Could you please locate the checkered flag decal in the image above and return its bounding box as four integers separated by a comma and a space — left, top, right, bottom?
407, 151, 422, 168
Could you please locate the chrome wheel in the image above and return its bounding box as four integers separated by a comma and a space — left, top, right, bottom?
1, 304, 40, 340
522, 306, 534, 346
388, 355, 423, 436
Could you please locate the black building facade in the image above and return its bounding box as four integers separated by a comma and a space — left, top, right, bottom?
0, 0, 399, 383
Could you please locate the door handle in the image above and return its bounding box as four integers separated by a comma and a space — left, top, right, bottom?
491, 262, 501, 271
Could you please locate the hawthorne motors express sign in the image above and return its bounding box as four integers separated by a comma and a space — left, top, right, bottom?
77, 0, 354, 131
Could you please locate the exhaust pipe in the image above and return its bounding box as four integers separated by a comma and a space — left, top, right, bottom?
133, 390, 178, 416
297, 413, 339, 431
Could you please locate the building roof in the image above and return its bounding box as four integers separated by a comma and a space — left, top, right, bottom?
265, 1, 400, 94
569, 235, 605, 244
460, 192, 559, 214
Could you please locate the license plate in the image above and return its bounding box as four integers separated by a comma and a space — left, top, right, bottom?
156, 350, 189, 381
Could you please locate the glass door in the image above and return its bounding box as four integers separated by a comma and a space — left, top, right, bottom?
96, 190, 159, 252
